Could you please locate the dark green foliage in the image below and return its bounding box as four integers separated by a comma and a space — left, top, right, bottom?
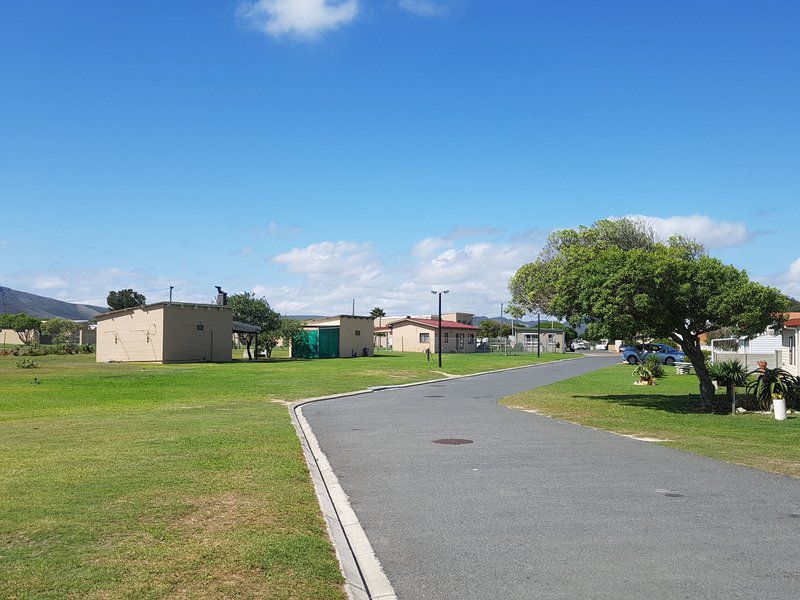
0, 313, 42, 345
707, 360, 749, 413
228, 292, 281, 359
644, 355, 664, 378
15, 358, 39, 369
510, 218, 788, 408
745, 368, 797, 411
106, 289, 146, 310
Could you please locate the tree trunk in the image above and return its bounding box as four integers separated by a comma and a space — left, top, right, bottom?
675, 333, 716, 409
727, 382, 735, 414
245, 340, 253, 360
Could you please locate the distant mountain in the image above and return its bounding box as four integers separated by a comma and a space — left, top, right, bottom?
0, 286, 106, 320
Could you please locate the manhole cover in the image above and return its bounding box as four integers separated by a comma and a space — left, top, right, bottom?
425, 395, 444, 398
433, 438, 473, 445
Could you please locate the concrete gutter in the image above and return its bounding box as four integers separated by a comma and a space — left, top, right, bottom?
288, 354, 588, 599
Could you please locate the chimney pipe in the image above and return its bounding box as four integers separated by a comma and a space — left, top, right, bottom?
215, 286, 227, 306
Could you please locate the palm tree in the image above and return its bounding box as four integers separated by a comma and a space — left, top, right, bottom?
370, 306, 386, 327
708, 360, 748, 413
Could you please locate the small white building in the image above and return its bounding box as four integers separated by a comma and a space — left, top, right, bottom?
781, 317, 800, 376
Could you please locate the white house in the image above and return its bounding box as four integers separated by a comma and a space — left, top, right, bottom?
781, 316, 800, 376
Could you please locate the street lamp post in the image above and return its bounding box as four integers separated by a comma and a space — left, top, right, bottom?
537, 312, 541, 357
431, 289, 449, 368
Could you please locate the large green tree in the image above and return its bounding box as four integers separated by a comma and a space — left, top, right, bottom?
0, 313, 42, 345
228, 292, 281, 360
41, 318, 81, 344
107, 289, 146, 310
510, 218, 788, 407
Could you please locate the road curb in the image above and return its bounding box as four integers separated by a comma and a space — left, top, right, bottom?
288, 354, 589, 599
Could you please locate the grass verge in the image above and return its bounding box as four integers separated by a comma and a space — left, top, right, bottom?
1, 350, 570, 598
500, 363, 800, 478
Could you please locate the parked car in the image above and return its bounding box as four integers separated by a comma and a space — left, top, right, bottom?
571, 340, 590, 350
622, 343, 686, 366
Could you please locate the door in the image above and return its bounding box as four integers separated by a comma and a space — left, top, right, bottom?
318, 327, 340, 359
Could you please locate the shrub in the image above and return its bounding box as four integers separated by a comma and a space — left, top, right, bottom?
644, 356, 664, 378
745, 367, 795, 411
15, 358, 39, 369
633, 363, 653, 381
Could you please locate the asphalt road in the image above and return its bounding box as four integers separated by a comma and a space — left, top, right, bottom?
302, 356, 800, 599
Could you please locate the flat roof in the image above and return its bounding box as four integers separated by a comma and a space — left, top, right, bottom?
376, 318, 477, 331
93, 301, 231, 320
305, 315, 374, 324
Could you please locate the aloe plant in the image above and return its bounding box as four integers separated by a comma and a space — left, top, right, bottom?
633, 363, 653, 382
707, 360, 748, 414
745, 367, 795, 411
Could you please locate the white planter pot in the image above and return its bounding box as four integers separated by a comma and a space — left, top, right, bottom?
773, 398, 787, 421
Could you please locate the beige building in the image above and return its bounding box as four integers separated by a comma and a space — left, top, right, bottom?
95, 302, 234, 363
377, 317, 478, 353
512, 327, 567, 353
1, 328, 34, 346
292, 315, 374, 358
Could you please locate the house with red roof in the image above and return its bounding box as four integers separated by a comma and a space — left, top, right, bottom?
780, 312, 800, 376
376, 317, 478, 353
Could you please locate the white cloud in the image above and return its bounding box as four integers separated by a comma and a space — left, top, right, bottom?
238, 0, 359, 39
2, 268, 199, 307
399, 0, 451, 16
770, 257, 800, 298
624, 214, 753, 248
266, 230, 541, 316
32, 276, 67, 290
273, 241, 381, 284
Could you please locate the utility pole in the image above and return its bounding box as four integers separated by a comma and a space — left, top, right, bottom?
169, 286, 174, 303
352, 299, 355, 316
431, 290, 449, 368
537, 312, 541, 357
500, 302, 507, 355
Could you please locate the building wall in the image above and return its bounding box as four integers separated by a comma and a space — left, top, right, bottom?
96, 307, 165, 362
782, 328, 799, 376
162, 304, 233, 363
1, 328, 34, 345
440, 312, 475, 325
337, 316, 374, 357
389, 323, 476, 353
513, 330, 566, 353
741, 331, 783, 353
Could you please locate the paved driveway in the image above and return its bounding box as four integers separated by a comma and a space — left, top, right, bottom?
302, 356, 800, 599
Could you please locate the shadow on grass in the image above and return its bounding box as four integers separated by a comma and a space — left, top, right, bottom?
573, 393, 705, 414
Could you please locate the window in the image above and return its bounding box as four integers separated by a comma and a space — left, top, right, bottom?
468, 334, 474, 343
355, 330, 361, 336
444, 332, 449, 342
196, 324, 204, 331
790, 335, 796, 365
420, 333, 430, 343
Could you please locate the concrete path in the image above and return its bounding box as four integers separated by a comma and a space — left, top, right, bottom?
302, 356, 800, 599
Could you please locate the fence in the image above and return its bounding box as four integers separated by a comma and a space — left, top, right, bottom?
711, 350, 782, 370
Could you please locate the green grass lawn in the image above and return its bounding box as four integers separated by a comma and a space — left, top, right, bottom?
0, 350, 570, 599
501, 363, 800, 478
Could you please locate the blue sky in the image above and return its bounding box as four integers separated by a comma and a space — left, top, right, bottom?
1, 1, 799, 316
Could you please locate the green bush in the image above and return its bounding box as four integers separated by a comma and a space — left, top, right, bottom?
644, 356, 664, 378
15, 358, 39, 369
